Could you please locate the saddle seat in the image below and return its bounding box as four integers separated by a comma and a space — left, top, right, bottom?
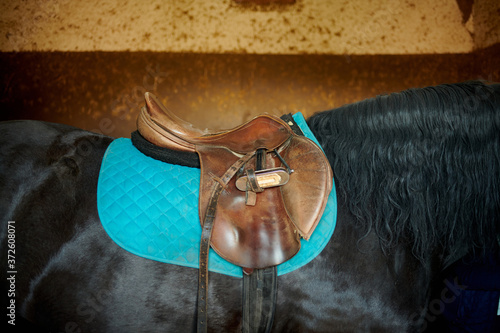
138, 93, 290, 154
137, 93, 332, 271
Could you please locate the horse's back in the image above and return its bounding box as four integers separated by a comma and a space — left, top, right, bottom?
2, 81, 498, 332
0, 120, 112, 227
0, 120, 421, 332
0, 120, 113, 330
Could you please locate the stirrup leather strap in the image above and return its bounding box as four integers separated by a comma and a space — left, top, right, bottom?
197, 151, 256, 332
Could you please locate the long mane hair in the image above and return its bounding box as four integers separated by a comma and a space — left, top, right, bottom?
308, 81, 500, 266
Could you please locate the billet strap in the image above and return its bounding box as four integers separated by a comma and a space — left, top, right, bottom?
197, 151, 256, 333
280, 113, 305, 136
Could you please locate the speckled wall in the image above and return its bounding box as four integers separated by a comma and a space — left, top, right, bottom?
1, 0, 499, 53
0, 0, 499, 136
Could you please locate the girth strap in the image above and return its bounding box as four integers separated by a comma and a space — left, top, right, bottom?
197, 151, 256, 333
242, 267, 277, 333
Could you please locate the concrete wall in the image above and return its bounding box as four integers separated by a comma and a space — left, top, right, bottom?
1, 0, 499, 54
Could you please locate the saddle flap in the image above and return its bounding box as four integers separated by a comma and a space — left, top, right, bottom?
280, 136, 333, 239
197, 145, 301, 269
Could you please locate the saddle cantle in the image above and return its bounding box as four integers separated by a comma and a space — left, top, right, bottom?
137, 93, 333, 269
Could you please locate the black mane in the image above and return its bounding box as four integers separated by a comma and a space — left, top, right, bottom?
308, 81, 500, 266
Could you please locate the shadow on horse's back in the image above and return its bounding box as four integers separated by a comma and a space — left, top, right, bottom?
1, 81, 499, 332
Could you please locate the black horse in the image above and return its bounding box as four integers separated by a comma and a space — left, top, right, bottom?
1, 81, 499, 332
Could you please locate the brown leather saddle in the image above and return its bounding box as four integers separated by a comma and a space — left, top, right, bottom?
137, 93, 332, 331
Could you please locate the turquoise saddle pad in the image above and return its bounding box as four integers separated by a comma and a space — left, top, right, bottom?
97, 113, 337, 277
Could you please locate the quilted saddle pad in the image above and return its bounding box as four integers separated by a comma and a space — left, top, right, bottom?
97, 112, 337, 277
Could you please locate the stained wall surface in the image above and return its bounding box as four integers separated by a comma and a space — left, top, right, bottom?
1, 0, 499, 54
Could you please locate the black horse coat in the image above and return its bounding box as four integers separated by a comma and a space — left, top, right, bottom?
1, 81, 499, 332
